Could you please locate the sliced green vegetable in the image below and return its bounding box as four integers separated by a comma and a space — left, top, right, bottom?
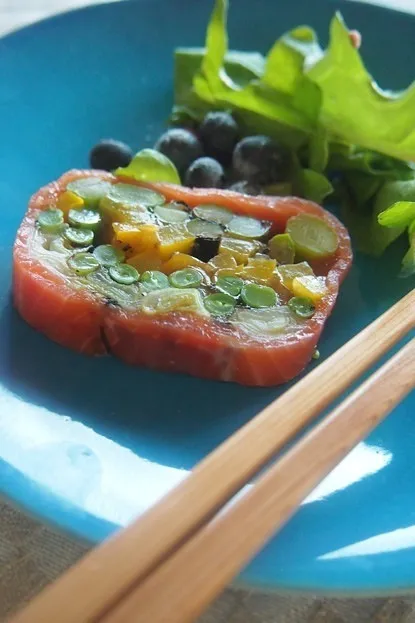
37, 208, 64, 233
193, 204, 233, 225
233, 306, 298, 337
204, 292, 236, 315
93, 244, 125, 267
67, 252, 100, 275
68, 208, 102, 231
109, 263, 140, 285
102, 183, 165, 211
216, 275, 243, 297
141, 287, 209, 316
66, 178, 112, 209
115, 148, 181, 185
241, 283, 277, 308
169, 267, 204, 288
154, 205, 189, 224
140, 270, 170, 292
312, 348, 320, 360
64, 227, 94, 247
187, 218, 223, 238
268, 233, 295, 264
288, 296, 315, 318
286, 214, 338, 259
227, 216, 271, 240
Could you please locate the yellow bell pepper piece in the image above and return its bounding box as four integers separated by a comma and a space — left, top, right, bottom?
292, 275, 328, 302
162, 253, 213, 276
219, 236, 261, 264
240, 257, 277, 284
208, 254, 238, 270
57, 190, 84, 215
157, 224, 195, 261
276, 262, 314, 291
127, 248, 163, 272
112, 223, 158, 258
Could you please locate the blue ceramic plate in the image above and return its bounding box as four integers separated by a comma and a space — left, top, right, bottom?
0, 0, 414, 595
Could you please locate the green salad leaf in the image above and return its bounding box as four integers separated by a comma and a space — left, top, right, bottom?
116, 149, 181, 184
307, 14, 415, 163
171, 0, 415, 276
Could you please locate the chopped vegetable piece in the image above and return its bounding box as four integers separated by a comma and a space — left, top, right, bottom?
112, 223, 158, 256
66, 177, 112, 209
193, 204, 233, 225
209, 254, 238, 270
233, 307, 298, 337
204, 292, 236, 315
101, 183, 165, 212
116, 148, 181, 185
187, 218, 223, 238
286, 214, 339, 259
162, 252, 213, 276
93, 244, 125, 267
67, 252, 100, 275
64, 227, 94, 247
109, 263, 140, 285
276, 262, 314, 290
241, 257, 277, 284
127, 248, 163, 273
227, 215, 271, 239
292, 275, 328, 302
142, 287, 208, 316
154, 205, 190, 224
57, 190, 84, 214
140, 270, 170, 292
268, 233, 296, 264
37, 208, 64, 233
169, 267, 204, 288
288, 296, 316, 318
312, 348, 320, 360
192, 236, 221, 262
157, 224, 195, 260
68, 208, 102, 231
241, 283, 277, 308
216, 275, 243, 297
219, 236, 262, 263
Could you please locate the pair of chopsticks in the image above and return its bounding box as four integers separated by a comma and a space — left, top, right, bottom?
10, 290, 415, 623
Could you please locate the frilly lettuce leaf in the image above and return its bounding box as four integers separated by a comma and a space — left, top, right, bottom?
307, 14, 415, 163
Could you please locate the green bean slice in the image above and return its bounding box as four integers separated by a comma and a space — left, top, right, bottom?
109, 263, 140, 285
67, 252, 100, 275
64, 227, 94, 247
288, 296, 316, 319
216, 275, 243, 298
204, 293, 236, 316
68, 208, 102, 231
169, 268, 203, 289
140, 270, 170, 292
37, 208, 64, 233
241, 283, 277, 308
93, 244, 125, 267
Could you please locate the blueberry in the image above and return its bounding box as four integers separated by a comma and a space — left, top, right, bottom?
185, 157, 225, 188
154, 129, 203, 175
199, 111, 239, 165
228, 181, 261, 196
89, 139, 133, 171
232, 135, 289, 185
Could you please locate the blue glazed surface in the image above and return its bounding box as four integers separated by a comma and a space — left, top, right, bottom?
0, 0, 414, 594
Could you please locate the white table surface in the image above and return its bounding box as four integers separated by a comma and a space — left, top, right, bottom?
1, 1, 415, 622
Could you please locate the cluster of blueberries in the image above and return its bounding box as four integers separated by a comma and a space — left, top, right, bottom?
89, 111, 289, 194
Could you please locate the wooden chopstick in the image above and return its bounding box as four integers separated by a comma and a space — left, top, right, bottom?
9, 291, 415, 623
102, 338, 415, 623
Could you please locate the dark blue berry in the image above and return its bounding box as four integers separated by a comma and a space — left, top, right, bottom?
89, 139, 133, 171
185, 157, 225, 188
154, 129, 202, 175
232, 135, 289, 185
199, 111, 239, 165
